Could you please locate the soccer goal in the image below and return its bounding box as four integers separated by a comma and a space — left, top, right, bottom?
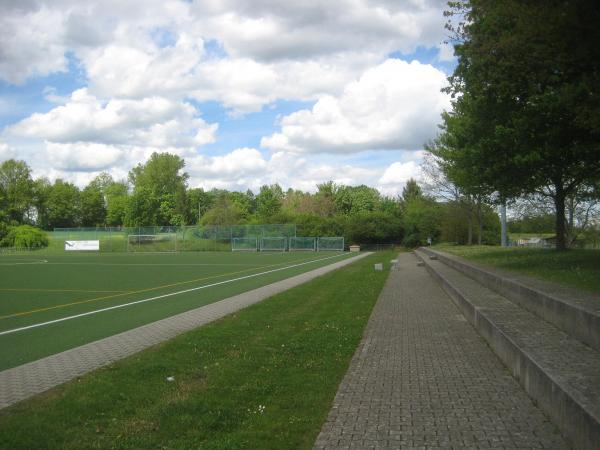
231, 237, 258, 252
127, 234, 177, 253
260, 236, 287, 252
317, 236, 345, 251
289, 236, 316, 251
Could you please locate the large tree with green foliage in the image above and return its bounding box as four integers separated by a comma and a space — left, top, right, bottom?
441, 0, 600, 250
334, 185, 380, 216
0, 159, 35, 224
127, 152, 189, 226
80, 185, 106, 227
256, 184, 283, 220
46, 180, 80, 228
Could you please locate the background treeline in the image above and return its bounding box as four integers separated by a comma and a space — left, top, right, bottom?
0, 154, 501, 248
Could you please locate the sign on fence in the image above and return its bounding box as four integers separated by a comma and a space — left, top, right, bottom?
65, 240, 100, 251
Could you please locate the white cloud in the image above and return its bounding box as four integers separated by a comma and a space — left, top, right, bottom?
9, 88, 218, 148
377, 160, 423, 196
0, 0, 449, 113
44, 142, 127, 172
193, 0, 447, 61
0, 0, 451, 193
379, 161, 422, 185
0, 3, 68, 84
184, 147, 409, 195
262, 59, 450, 153
0, 142, 17, 160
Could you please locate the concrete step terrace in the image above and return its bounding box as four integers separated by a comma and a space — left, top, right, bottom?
414, 249, 600, 450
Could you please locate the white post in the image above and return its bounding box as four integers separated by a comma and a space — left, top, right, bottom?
500, 202, 507, 247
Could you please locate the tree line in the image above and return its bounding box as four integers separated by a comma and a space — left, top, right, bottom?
0, 154, 501, 248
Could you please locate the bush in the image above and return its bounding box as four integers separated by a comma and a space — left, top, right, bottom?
1, 225, 49, 249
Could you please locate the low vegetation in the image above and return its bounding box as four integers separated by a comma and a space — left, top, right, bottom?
0, 252, 394, 449
0, 224, 48, 249
436, 244, 600, 294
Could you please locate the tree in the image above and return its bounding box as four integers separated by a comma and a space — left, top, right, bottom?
229, 191, 254, 220
128, 153, 188, 226
421, 150, 478, 244
200, 194, 244, 226
443, 0, 600, 249
334, 185, 380, 216
31, 177, 52, 229
256, 184, 283, 220
402, 196, 442, 247
346, 211, 403, 245
80, 185, 106, 227
440, 200, 500, 245
400, 179, 423, 205
46, 180, 80, 228
0, 159, 35, 224
186, 188, 215, 224
105, 181, 128, 226
314, 182, 338, 217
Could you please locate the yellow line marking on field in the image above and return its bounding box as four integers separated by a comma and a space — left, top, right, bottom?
0, 255, 327, 320
0, 288, 130, 294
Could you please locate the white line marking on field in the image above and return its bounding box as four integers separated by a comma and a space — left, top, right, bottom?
0, 253, 348, 336
0, 259, 48, 266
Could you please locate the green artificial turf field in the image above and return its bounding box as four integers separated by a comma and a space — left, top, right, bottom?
0, 251, 353, 371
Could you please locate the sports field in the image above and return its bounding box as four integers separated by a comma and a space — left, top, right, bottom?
0, 251, 353, 371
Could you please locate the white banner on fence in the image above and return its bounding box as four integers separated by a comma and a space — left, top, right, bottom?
65, 240, 100, 251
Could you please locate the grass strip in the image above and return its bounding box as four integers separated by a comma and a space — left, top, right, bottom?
0, 251, 394, 449
435, 244, 600, 294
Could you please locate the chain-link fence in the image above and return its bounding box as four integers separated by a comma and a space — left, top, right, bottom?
50, 224, 297, 253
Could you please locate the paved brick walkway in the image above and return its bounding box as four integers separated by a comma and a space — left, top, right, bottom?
0, 253, 368, 410
314, 252, 568, 449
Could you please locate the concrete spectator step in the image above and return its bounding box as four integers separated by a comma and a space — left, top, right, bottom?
414, 249, 600, 450
418, 247, 600, 353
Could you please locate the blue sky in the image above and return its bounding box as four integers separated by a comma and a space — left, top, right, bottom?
0, 0, 455, 195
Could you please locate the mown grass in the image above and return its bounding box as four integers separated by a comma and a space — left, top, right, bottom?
435, 244, 600, 294
0, 251, 394, 449
0, 251, 353, 371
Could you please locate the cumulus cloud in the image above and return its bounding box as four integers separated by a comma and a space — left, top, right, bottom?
0, 0, 449, 192
0, 3, 68, 84
376, 160, 424, 196
193, 0, 447, 61
0, 142, 17, 160
9, 88, 218, 148
262, 59, 450, 153
0, 0, 448, 114
183, 148, 405, 194
45, 142, 125, 172
379, 160, 423, 185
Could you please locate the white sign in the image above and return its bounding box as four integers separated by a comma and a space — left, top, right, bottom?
65, 240, 100, 251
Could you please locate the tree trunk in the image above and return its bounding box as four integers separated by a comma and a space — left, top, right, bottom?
554, 185, 567, 251
467, 209, 473, 245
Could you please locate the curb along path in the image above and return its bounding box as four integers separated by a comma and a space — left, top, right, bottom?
314, 252, 568, 449
0, 252, 369, 410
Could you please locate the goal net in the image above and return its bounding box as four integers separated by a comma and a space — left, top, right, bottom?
289, 236, 316, 251
317, 237, 344, 251
231, 237, 258, 252
260, 236, 287, 252
127, 234, 177, 253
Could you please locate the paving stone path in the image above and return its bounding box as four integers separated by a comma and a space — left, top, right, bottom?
314, 252, 568, 450
0, 252, 368, 410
